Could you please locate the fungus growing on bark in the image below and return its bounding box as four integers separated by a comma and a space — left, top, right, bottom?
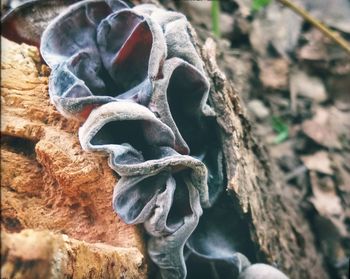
3, 0, 289, 278
79, 101, 208, 278
1, 0, 81, 47
38, 0, 167, 118
150, 58, 224, 204
186, 195, 256, 274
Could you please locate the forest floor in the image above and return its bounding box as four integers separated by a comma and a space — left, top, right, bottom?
161, 1, 350, 278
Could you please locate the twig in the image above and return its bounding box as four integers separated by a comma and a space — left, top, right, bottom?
284, 165, 307, 182
276, 0, 350, 56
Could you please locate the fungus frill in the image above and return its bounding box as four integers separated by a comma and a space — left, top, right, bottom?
39, 0, 167, 118
38, 1, 225, 277
0, 0, 287, 278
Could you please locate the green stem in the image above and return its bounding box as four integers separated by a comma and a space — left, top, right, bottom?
211, 0, 220, 38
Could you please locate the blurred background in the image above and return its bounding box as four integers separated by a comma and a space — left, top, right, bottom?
159, 1, 350, 278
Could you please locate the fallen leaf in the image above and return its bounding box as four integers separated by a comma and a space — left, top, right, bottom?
303, 0, 350, 34
308, 170, 348, 266
269, 140, 294, 160
327, 74, 350, 111
247, 99, 269, 120
300, 151, 333, 175
235, 0, 252, 17
312, 214, 347, 267
290, 69, 327, 105
250, 2, 303, 57
298, 28, 348, 62
258, 58, 289, 89
302, 106, 350, 149
332, 153, 350, 207
297, 32, 328, 61
309, 172, 344, 225
179, 1, 234, 38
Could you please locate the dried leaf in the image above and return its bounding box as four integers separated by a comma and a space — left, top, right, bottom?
328, 74, 350, 111
332, 153, 350, 207
250, 2, 302, 57
298, 28, 348, 62
304, 0, 350, 34
258, 58, 289, 90
290, 69, 327, 103
300, 151, 333, 175
309, 171, 348, 266
247, 99, 269, 120
302, 106, 350, 149
310, 172, 343, 223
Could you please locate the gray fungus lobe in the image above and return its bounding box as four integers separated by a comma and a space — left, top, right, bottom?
0, 0, 287, 278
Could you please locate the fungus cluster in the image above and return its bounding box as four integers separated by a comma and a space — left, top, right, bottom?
2, 0, 289, 278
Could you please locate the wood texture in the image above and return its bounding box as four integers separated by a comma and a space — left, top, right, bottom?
1, 37, 147, 278
1, 229, 146, 279
199, 37, 328, 279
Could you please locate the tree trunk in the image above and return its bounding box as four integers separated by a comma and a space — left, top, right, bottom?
199, 38, 328, 279
1, 37, 147, 278
1, 2, 329, 278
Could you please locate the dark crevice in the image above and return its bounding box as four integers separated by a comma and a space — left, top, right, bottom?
167, 65, 207, 156
2, 217, 23, 233
91, 120, 158, 161
166, 171, 192, 230
1, 135, 37, 158
115, 172, 169, 223
189, 193, 257, 261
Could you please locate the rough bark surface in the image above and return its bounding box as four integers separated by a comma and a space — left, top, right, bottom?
1, 229, 146, 279
1, 4, 330, 277
199, 37, 328, 279
1, 37, 147, 278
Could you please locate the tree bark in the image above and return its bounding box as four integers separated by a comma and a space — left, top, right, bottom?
1, 229, 146, 279
1, 37, 147, 278
198, 37, 328, 279
1, 3, 329, 278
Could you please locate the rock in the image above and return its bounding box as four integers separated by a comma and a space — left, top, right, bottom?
1, 229, 147, 279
